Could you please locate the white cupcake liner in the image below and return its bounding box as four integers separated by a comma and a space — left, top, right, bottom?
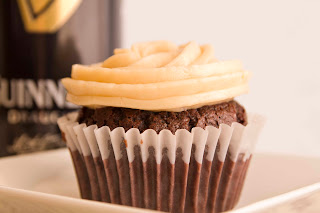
58, 112, 265, 213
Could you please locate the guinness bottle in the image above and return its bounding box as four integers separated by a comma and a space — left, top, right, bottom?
0, 0, 121, 156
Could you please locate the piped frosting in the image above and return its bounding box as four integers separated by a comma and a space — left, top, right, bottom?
62, 41, 250, 111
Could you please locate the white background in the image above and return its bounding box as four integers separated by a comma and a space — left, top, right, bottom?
120, 0, 320, 158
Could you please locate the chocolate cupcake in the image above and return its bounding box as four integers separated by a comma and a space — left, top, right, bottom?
58, 41, 265, 213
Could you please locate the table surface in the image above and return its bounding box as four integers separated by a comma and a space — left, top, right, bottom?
0, 148, 319, 212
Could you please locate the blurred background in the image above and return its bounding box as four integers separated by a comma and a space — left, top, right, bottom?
119, 0, 320, 157
0, 0, 319, 158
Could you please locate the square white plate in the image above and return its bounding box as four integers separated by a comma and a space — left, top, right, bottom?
0, 148, 319, 212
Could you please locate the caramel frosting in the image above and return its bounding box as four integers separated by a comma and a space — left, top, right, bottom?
62, 41, 250, 111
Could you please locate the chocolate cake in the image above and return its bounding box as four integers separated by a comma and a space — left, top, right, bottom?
58, 41, 265, 213
78, 101, 247, 133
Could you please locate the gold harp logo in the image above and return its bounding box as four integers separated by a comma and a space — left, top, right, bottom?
17, 0, 82, 33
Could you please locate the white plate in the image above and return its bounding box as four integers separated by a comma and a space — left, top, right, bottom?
0, 148, 319, 212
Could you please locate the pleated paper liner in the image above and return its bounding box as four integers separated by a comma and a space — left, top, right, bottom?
58, 113, 265, 213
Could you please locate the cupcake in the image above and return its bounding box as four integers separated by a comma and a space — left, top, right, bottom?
58, 41, 265, 213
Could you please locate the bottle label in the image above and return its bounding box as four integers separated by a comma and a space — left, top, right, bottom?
0, 78, 78, 155
0, 78, 77, 110
16, 0, 82, 33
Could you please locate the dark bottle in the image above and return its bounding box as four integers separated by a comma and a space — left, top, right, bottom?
0, 0, 121, 156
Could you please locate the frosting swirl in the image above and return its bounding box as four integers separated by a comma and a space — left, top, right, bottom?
62, 41, 250, 111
